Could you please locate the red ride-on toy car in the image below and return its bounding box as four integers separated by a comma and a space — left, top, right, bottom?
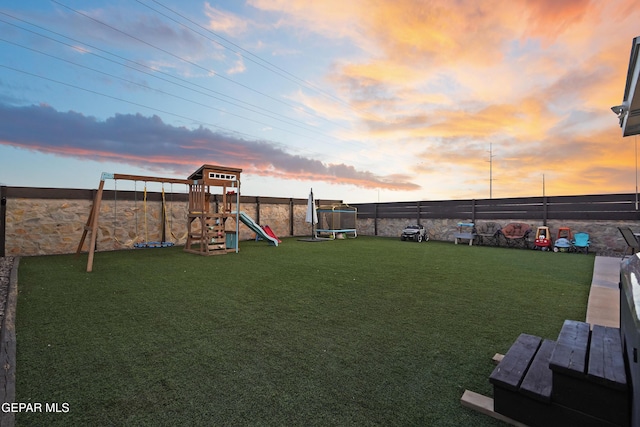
534, 226, 552, 251
554, 227, 573, 252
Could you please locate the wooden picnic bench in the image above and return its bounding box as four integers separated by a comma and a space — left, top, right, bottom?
463, 250, 640, 427
467, 320, 629, 426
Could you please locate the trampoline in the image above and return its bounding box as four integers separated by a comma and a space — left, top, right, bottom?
316, 204, 357, 239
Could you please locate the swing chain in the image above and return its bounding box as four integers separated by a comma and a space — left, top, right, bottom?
134, 181, 138, 238
169, 183, 173, 237
113, 179, 118, 241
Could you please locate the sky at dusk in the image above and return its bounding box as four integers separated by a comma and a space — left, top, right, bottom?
1, 0, 639, 203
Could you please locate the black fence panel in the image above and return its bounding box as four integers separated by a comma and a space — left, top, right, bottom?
352, 193, 640, 222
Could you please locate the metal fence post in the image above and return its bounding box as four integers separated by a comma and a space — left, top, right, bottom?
256, 196, 260, 225
289, 198, 294, 236
374, 203, 378, 236
0, 186, 6, 257
472, 199, 476, 223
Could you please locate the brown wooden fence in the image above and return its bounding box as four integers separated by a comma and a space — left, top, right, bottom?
352, 193, 640, 222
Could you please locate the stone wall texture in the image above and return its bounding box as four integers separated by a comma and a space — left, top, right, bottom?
359, 216, 636, 255
3, 196, 639, 256
4, 197, 322, 256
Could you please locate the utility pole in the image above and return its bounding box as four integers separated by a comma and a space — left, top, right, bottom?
488, 143, 495, 199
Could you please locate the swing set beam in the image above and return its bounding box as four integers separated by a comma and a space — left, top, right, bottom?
103, 172, 192, 186
77, 172, 193, 272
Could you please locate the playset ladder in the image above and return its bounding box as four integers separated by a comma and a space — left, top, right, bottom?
184, 212, 230, 255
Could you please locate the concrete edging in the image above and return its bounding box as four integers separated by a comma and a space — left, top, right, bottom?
585, 256, 621, 328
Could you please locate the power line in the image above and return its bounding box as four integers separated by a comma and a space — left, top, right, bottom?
40, 1, 367, 141
0, 6, 372, 163
0, 12, 362, 147
0, 37, 340, 144
50, 0, 349, 127
140, 0, 362, 115
0, 14, 313, 130
0, 62, 358, 165
0, 63, 251, 138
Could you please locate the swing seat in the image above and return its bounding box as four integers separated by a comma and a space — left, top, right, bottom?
134, 241, 174, 249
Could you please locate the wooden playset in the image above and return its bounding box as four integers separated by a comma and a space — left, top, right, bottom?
183, 164, 242, 256
77, 164, 242, 272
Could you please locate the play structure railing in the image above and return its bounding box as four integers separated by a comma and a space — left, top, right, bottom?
189, 181, 207, 214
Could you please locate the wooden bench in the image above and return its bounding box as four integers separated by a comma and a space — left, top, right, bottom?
454, 222, 476, 246
489, 334, 558, 426
484, 320, 629, 426
465, 256, 639, 426
550, 321, 629, 426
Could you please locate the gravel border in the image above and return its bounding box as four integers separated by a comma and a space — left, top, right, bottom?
0, 257, 11, 323
0, 257, 16, 427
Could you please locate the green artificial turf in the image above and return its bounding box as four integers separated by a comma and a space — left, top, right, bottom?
14, 237, 594, 426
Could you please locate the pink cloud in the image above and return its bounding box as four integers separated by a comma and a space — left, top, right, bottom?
0, 103, 419, 191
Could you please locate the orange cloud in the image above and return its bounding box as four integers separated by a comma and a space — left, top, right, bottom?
130, 0, 640, 198
522, 0, 593, 43
407, 122, 636, 199
8, 0, 640, 200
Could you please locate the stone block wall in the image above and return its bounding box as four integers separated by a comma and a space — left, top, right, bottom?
7, 198, 89, 256
4, 196, 322, 256
358, 216, 636, 255
3, 188, 638, 256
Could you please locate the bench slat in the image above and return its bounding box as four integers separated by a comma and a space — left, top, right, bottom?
490, 334, 541, 391
587, 325, 627, 390
520, 339, 555, 402
549, 320, 589, 376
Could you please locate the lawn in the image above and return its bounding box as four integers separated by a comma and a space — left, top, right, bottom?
14, 237, 594, 426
